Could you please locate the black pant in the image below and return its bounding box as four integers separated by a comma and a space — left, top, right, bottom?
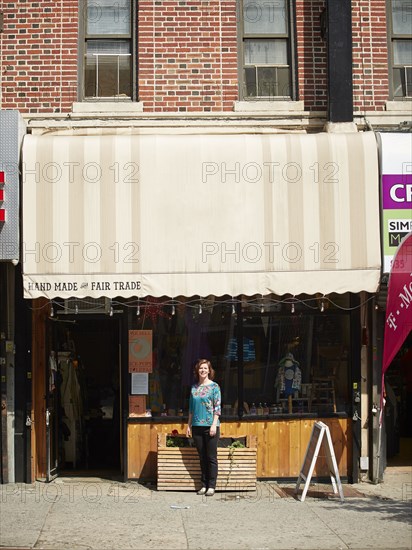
192, 426, 219, 489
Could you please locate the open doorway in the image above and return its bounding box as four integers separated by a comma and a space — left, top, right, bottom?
47, 317, 122, 477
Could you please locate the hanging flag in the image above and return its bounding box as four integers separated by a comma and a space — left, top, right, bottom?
382, 232, 412, 374
381, 232, 412, 424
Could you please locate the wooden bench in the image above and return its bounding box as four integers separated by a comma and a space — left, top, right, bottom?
157, 434, 257, 491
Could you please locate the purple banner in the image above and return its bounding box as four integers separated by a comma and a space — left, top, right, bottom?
383, 232, 412, 375
382, 174, 412, 210
381, 232, 412, 425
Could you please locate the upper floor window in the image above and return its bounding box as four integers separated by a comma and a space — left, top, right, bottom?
389, 0, 412, 98
82, 0, 133, 100
240, 0, 293, 99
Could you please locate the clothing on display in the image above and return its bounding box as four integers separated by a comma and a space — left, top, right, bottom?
182, 309, 212, 385
58, 351, 83, 467
275, 352, 302, 397
49, 352, 58, 392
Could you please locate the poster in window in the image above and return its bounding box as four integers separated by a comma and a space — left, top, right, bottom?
129, 395, 146, 417
128, 330, 153, 373
131, 372, 149, 395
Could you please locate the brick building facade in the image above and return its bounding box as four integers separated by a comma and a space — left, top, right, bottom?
0, 1, 407, 119
0, 1, 410, 485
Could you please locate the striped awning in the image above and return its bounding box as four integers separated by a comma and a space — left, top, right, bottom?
22, 131, 381, 299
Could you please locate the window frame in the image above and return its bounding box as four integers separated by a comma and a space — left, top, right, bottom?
237, 0, 297, 101
387, 0, 412, 100
78, 0, 137, 102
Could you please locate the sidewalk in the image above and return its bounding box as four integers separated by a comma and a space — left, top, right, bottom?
1, 468, 411, 550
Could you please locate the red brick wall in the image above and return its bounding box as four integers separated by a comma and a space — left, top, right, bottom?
1, 1, 78, 114
138, 0, 238, 112
138, 0, 328, 113
352, 0, 389, 112
0, 0, 390, 115
295, 0, 327, 111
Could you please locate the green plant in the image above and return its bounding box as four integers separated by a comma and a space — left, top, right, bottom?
228, 440, 245, 450
166, 435, 191, 447
223, 440, 246, 488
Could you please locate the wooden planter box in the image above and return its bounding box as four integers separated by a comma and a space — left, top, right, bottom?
157, 434, 257, 491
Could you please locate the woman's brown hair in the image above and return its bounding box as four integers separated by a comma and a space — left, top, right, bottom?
194, 359, 215, 382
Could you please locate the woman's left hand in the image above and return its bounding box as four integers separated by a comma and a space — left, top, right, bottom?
209, 425, 217, 437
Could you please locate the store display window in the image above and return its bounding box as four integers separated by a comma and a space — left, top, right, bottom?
128, 294, 352, 419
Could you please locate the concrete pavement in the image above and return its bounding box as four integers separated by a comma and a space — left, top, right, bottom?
1, 467, 411, 550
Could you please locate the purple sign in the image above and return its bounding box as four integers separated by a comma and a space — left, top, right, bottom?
382, 174, 412, 210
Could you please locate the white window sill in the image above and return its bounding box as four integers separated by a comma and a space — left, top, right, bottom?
234, 100, 304, 113
72, 101, 144, 114
324, 122, 358, 134
385, 100, 412, 111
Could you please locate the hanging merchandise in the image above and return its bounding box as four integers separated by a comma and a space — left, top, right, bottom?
59, 351, 83, 467
275, 352, 302, 397
182, 307, 212, 385
141, 297, 171, 325
49, 351, 58, 392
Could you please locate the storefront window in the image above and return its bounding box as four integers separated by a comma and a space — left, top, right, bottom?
129, 295, 351, 419
240, 310, 350, 414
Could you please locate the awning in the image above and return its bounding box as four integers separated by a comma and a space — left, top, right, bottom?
22, 131, 381, 299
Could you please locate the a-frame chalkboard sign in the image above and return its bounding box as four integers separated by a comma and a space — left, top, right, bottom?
295, 421, 344, 502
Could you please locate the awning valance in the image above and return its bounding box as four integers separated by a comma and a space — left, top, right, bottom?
22, 131, 381, 299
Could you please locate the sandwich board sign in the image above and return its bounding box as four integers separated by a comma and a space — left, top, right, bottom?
295, 421, 344, 502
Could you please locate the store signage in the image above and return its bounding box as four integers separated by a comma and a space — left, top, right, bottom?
128, 330, 153, 373
379, 133, 412, 273
0, 110, 26, 260
382, 232, 412, 377
0, 171, 5, 222
24, 275, 142, 299
295, 421, 344, 502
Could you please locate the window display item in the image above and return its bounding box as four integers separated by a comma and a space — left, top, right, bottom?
226, 337, 256, 362
275, 352, 302, 397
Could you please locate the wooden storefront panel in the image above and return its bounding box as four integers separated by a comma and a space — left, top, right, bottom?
127, 418, 352, 481
32, 298, 48, 481
289, 420, 301, 478
157, 434, 257, 491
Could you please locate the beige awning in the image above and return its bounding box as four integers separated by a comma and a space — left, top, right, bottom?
22, 131, 381, 299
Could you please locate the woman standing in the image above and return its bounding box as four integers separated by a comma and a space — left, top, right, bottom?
186, 359, 221, 496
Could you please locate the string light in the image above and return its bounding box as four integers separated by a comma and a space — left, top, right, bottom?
320, 300, 325, 313
50, 301, 54, 318
33, 293, 380, 316
260, 303, 265, 314
136, 299, 140, 316
171, 304, 176, 316
198, 303, 202, 315
109, 306, 114, 317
